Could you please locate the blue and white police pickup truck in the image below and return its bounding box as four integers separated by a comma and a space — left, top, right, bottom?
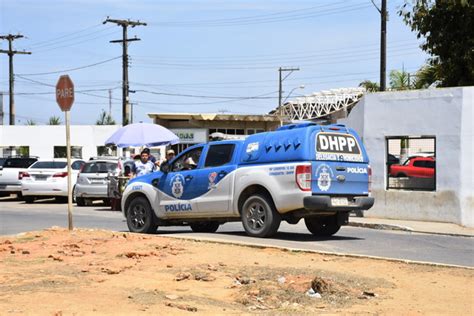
121, 123, 374, 238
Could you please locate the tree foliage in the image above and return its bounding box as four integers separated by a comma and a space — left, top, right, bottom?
359, 80, 380, 92
413, 63, 440, 89
96, 110, 116, 125
399, 0, 474, 87
25, 119, 36, 125
389, 70, 412, 90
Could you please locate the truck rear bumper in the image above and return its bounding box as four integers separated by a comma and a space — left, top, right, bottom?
303, 196, 374, 212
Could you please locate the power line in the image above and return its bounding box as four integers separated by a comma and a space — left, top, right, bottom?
32, 29, 120, 54
131, 45, 419, 68
16, 56, 121, 76
150, 2, 371, 27
18, 24, 103, 49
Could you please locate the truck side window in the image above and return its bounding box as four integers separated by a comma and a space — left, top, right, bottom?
172, 147, 203, 172
204, 144, 235, 167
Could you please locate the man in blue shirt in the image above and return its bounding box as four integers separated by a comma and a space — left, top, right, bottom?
132, 149, 155, 177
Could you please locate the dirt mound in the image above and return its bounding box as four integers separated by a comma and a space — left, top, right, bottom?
0, 228, 472, 315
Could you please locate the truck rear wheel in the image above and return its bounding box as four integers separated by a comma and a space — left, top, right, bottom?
241, 194, 281, 238
304, 216, 341, 237
190, 221, 220, 233
126, 196, 158, 234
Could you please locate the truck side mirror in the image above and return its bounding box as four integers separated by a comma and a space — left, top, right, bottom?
160, 162, 170, 173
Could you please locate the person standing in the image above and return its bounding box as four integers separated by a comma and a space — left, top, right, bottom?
132, 149, 155, 177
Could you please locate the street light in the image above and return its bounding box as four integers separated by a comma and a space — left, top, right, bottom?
283, 85, 305, 104
279, 85, 305, 126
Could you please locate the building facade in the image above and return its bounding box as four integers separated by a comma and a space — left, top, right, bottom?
0, 125, 121, 159
148, 113, 282, 153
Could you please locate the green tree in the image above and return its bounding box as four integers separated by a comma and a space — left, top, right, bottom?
25, 119, 36, 125
389, 69, 411, 90
413, 63, 440, 89
96, 110, 116, 125
48, 116, 61, 125
399, 0, 474, 87
359, 80, 380, 92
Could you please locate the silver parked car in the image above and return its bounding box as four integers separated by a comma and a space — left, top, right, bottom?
74, 157, 120, 206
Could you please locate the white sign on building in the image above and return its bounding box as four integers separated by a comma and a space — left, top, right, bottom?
170, 128, 207, 144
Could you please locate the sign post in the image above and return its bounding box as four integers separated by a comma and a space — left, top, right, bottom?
56, 75, 74, 231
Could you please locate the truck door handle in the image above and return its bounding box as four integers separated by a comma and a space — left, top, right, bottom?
185, 175, 193, 181
218, 171, 227, 176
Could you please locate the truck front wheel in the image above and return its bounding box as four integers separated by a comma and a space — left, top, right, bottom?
126, 196, 158, 234
241, 194, 281, 238
304, 216, 341, 237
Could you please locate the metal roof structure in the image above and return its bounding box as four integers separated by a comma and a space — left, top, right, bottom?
148, 113, 281, 122
272, 88, 366, 121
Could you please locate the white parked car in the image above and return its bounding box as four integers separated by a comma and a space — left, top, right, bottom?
74, 157, 120, 206
20, 158, 85, 203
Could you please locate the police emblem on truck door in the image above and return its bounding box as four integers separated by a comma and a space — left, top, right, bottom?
170, 174, 185, 198
316, 164, 333, 191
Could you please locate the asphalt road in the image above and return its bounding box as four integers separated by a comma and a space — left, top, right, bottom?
1, 196, 472, 267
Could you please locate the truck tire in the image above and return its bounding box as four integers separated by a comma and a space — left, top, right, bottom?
304, 216, 341, 237
126, 196, 158, 234
76, 197, 85, 207
241, 194, 281, 238
190, 221, 220, 233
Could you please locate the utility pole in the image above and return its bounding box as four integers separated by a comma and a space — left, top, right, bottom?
108, 89, 112, 116
103, 18, 146, 126
380, 0, 387, 91
0, 34, 31, 125
0, 92, 4, 125
370, 0, 387, 91
278, 67, 299, 125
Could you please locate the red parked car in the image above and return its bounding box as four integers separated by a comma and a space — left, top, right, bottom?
389, 156, 435, 178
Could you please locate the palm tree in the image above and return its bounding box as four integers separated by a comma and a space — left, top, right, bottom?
48, 116, 61, 125
359, 80, 380, 92
25, 119, 36, 125
414, 64, 440, 89
96, 110, 116, 125
389, 70, 411, 90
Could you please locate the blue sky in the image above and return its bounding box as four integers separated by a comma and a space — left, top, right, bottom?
0, 0, 429, 125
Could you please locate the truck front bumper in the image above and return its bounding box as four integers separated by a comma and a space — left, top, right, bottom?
304, 196, 374, 212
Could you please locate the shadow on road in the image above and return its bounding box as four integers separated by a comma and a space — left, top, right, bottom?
155, 229, 363, 242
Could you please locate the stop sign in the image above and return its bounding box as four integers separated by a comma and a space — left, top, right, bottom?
56, 75, 74, 112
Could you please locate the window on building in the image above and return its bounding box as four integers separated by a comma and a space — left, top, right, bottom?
54, 146, 83, 159
386, 136, 436, 191
1, 146, 30, 157
97, 146, 117, 156
247, 128, 265, 135
209, 128, 247, 136
204, 144, 235, 167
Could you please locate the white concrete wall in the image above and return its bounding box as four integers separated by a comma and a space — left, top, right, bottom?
341, 87, 473, 227
0, 125, 121, 160
460, 88, 474, 226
